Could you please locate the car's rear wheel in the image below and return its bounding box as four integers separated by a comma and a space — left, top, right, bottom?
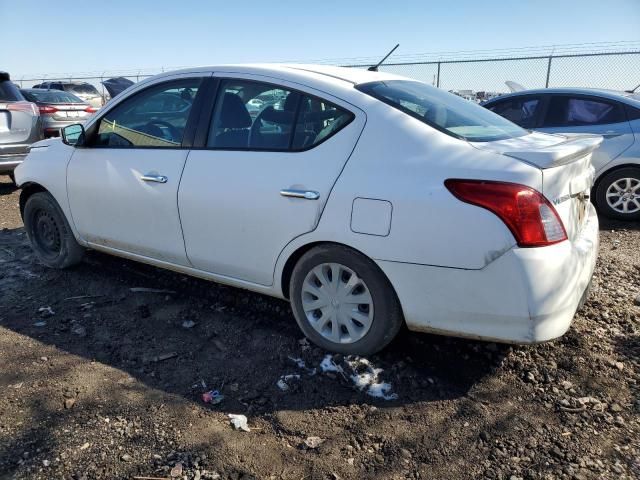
23, 192, 84, 269
595, 167, 640, 221
290, 245, 403, 355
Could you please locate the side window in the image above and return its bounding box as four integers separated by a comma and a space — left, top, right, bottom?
488, 97, 541, 128
292, 96, 354, 150
93, 78, 201, 148
208, 80, 298, 149
207, 79, 354, 151
544, 96, 625, 127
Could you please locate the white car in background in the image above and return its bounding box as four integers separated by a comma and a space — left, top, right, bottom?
484, 88, 640, 220
15, 65, 599, 354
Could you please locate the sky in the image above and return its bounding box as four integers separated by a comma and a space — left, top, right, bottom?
1, 0, 639, 91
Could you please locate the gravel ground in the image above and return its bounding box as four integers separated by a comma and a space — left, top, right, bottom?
0, 175, 638, 480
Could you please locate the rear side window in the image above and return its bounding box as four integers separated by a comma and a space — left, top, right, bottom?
292, 96, 354, 149
544, 96, 626, 127
207, 79, 353, 151
22, 89, 84, 104
0, 81, 24, 101
357, 80, 527, 142
66, 83, 100, 96
93, 78, 201, 148
487, 97, 541, 128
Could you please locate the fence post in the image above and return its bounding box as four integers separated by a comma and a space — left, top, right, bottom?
436, 61, 441, 88
545, 55, 552, 88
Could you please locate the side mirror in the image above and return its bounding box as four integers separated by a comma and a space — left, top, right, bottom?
61, 124, 86, 146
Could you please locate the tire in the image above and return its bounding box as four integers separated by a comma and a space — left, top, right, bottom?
595, 167, 640, 221
23, 192, 84, 269
290, 244, 403, 355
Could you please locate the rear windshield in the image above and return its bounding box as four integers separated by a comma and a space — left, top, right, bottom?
22, 89, 83, 104
357, 80, 528, 142
0, 81, 25, 102
65, 84, 99, 95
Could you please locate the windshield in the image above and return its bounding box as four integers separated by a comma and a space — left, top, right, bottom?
65, 84, 99, 95
357, 80, 528, 142
22, 89, 84, 104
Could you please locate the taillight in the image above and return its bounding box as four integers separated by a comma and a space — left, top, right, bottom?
445, 179, 567, 247
7, 101, 39, 116
84, 106, 98, 113
39, 105, 58, 115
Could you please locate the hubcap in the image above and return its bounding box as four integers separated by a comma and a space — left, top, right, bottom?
606, 177, 640, 214
33, 209, 61, 256
301, 262, 374, 344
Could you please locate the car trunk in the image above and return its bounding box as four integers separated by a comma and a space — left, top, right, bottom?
471, 132, 603, 241
44, 103, 91, 121
0, 101, 36, 145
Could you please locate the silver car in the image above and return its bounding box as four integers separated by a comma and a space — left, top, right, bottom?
0, 72, 43, 182
21, 88, 97, 138
32, 81, 105, 108
484, 88, 640, 220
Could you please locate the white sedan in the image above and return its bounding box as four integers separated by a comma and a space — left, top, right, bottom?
15, 64, 600, 355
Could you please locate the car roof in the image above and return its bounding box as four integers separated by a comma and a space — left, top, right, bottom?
485, 87, 640, 106
146, 63, 406, 88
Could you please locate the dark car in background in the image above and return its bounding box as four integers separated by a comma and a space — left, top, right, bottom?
21, 89, 98, 138
0, 72, 43, 182
32, 81, 105, 108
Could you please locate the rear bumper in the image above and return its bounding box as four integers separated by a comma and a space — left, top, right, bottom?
0, 153, 26, 173
377, 204, 599, 343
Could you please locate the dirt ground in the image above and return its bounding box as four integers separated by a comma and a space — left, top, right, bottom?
0, 175, 638, 480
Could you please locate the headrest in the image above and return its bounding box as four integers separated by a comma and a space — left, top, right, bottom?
218, 93, 251, 128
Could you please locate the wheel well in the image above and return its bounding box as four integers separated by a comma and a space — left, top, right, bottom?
594, 163, 640, 192
19, 183, 47, 218
279, 241, 399, 304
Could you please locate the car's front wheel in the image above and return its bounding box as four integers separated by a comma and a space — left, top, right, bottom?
290, 245, 403, 355
23, 192, 84, 269
595, 167, 640, 221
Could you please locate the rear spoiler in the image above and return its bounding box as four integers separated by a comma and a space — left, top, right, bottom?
503, 134, 603, 169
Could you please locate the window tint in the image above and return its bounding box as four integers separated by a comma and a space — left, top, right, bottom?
66, 83, 100, 96
22, 89, 84, 104
0, 81, 24, 101
624, 104, 640, 121
207, 79, 354, 150
544, 96, 625, 127
94, 78, 201, 148
357, 80, 527, 142
208, 80, 298, 149
487, 97, 540, 128
292, 96, 353, 149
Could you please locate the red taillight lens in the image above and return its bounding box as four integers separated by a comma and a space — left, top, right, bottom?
38, 105, 58, 114
84, 106, 98, 113
7, 101, 39, 116
445, 179, 567, 247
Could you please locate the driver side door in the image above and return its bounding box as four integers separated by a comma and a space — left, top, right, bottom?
67, 74, 207, 265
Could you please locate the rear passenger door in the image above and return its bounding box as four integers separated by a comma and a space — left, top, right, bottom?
537, 95, 634, 172
178, 75, 365, 286
485, 95, 544, 129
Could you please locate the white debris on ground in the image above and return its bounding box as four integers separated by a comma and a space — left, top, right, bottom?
319, 354, 343, 373
346, 356, 398, 400
287, 356, 316, 375
228, 414, 250, 432
276, 374, 301, 391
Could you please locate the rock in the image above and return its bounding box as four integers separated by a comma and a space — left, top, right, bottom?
170, 462, 183, 477
79, 443, 90, 450
72, 326, 87, 337
64, 398, 76, 410
304, 436, 324, 449
181, 320, 196, 329
634, 294, 640, 306
400, 448, 412, 459
610, 403, 623, 412
42, 459, 50, 467
120, 454, 132, 462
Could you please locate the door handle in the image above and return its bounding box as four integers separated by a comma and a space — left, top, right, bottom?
280, 189, 320, 200
141, 174, 168, 183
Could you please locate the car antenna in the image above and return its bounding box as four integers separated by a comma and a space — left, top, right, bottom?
368, 44, 400, 72
625, 82, 640, 93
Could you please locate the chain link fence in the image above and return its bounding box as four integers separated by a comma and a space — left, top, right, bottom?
12, 51, 640, 102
